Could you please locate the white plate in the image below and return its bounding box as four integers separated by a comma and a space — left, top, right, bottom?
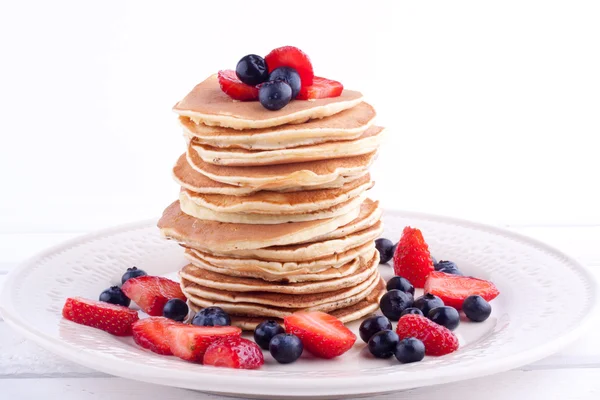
0, 211, 597, 399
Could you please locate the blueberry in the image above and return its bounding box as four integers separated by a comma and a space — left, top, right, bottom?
395, 338, 425, 363
368, 330, 400, 359
121, 266, 147, 284
162, 298, 189, 322
463, 295, 492, 322
401, 307, 424, 317
375, 238, 395, 264
359, 315, 392, 343
269, 333, 303, 364
386, 276, 415, 295
259, 80, 292, 111
413, 293, 444, 316
235, 54, 269, 86
379, 290, 414, 321
191, 306, 231, 326
434, 260, 462, 275
99, 286, 130, 307
254, 320, 285, 350
428, 306, 460, 330
269, 67, 301, 99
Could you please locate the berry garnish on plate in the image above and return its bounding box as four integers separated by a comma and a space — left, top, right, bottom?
386, 276, 415, 295
192, 306, 231, 327
62, 297, 139, 336
99, 286, 130, 307
265, 46, 314, 87
424, 271, 500, 310
121, 266, 147, 284
236, 54, 269, 86
368, 330, 400, 359
296, 77, 344, 100
462, 295, 493, 322
132, 317, 178, 355
379, 289, 414, 321
393, 227, 435, 288
254, 320, 285, 350
217, 69, 259, 101
434, 260, 462, 275
203, 337, 264, 369
395, 338, 426, 363
401, 307, 424, 317
396, 314, 459, 356
375, 238, 395, 264
359, 315, 392, 343
413, 293, 444, 316
428, 306, 460, 331
121, 276, 186, 316
167, 324, 242, 363
269, 66, 301, 99
284, 311, 356, 359
269, 333, 304, 364
162, 298, 189, 322
258, 80, 292, 111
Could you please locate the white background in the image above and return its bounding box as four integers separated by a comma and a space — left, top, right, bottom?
1, 0, 599, 235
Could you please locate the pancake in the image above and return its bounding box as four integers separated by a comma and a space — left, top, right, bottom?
157, 200, 361, 252
180, 102, 376, 150
182, 173, 372, 214
189, 126, 384, 166
179, 251, 378, 295
187, 146, 377, 190
178, 191, 367, 224
173, 74, 363, 130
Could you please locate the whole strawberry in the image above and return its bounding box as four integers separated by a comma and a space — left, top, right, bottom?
393, 227, 435, 288
396, 314, 459, 356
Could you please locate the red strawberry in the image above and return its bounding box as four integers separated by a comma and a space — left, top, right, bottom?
132, 317, 179, 355
424, 271, 500, 310
393, 227, 435, 288
265, 46, 314, 87
121, 276, 186, 316
296, 77, 343, 100
284, 311, 356, 359
167, 324, 242, 363
203, 337, 264, 369
396, 314, 459, 356
217, 69, 259, 101
62, 297, 139, 336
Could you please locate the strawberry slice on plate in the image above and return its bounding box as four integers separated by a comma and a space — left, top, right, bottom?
121, 276, 186, 316
167, 324, 242, 363
284, 311, 356, 359
62, 297, 139, 336
132, 317, 179, 355
296, 77, 343, 100
265, 46, 314, 87
424, 271, 500, 309
396, 314, 459, 356
393, 226, 435, 288
203, 337, 264, 369
218, 69, 259, 101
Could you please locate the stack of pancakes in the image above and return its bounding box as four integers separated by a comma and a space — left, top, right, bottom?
158, 75, 386, 330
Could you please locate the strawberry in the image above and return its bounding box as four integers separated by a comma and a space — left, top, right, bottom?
121, 276, 186, 316
132, 317, 178, 355
396, 314, 459, 356
393, 226, 435, 288
296, 77, 343, 100
62, 297, 139, 336
424, 271, 500, 310
284, 311, 356, 359
203, 337, 264, 369
217, 69, 259, 101
167, 324, 242, 363
265, 46, 314, 87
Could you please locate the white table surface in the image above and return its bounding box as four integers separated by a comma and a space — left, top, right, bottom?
1, 226, 599, 399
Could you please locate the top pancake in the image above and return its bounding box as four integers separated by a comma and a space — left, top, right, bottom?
173, 75, 364, 130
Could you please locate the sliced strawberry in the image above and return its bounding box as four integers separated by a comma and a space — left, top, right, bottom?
284, 311, 356, 359
424, 271, 500, 310
296, 77, 343, 100
132, 317, 179, 355
121, 276, 186, 316
203, 337, 264, 369
393, 226, 435, 288
265, 46, 314, 87
62, 297, 139, 336
167, 324, 242, 363
217, 69, 259, 101
396, 314, 459, 356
